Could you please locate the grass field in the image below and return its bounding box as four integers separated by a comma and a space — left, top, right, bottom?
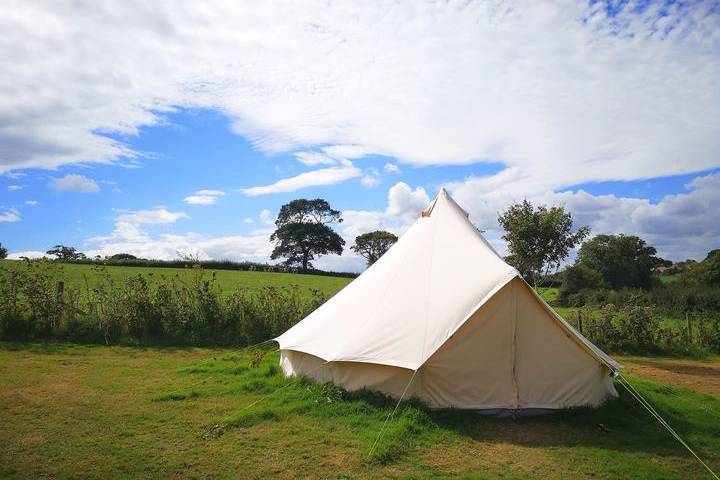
0, 259, 352, 298
1, 342, 719, 479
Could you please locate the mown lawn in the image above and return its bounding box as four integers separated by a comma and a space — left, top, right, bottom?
1, 342, 718, 479
0, 259, 352, 298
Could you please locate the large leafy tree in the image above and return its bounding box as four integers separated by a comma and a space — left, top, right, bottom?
270, 199, 344, 271
351, 230, 398, 267
576, 234, 662, 289
46, 244, 86, 261
498, 200, 589, 286
0, 242, 7, 259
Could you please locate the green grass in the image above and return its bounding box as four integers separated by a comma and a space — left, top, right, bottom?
1, 342, 718, 479
659, 274, 680, 284
0, 259, 351, 298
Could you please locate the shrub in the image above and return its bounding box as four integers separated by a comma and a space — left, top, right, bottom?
0, 261, 328, 347
582, 304, 659, 353
558, 264, 605, 305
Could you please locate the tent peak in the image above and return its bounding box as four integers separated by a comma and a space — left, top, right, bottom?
422, 187, 469, 219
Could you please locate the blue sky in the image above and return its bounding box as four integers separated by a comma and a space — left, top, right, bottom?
0, 108, 505, 251
1, 1, 718, 271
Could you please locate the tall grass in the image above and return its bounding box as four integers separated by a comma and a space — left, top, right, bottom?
0, 259, 327, 346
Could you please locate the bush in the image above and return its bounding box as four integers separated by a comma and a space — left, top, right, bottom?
576, 303, 720, 355
558, 264, 605, 305
0, 259, 327, 347
582, 304, 658, 353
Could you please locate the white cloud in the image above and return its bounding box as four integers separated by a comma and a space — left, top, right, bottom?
384, 163, 400, 174
0, 0, 716, 199
240, 160, 360, 196
89, 207, 189, 245
85, 232, 274, 263
4, 172, 26, 180
7, 185, 24, 191
183, 195, 218, 205
361, 174, 379, 188
195, 189, 225, 196
0, 208, 20, 223
242, 218, 253, 224
386, 182, 430, 221
183, 189, 225, 205
7, 250, 46, 260
86, 208, 269, 261
25, 199, 38, 205
295, 152, 336, 166
259, 209, 274, 225
50, 174, 100, 193
116, 208, 188, 226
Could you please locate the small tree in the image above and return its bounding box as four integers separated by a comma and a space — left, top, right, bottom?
270, 199, 345, 271
0, 242, 7, 259
46, 245, 86, 261
498, 200, 589, 287
351, 230, 398, 267
576, 234, 662, 289
108, 253, 138, 261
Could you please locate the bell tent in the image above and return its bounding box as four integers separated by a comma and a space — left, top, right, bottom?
276, 189, 619, 411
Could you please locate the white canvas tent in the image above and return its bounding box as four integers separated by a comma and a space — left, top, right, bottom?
276, 189, 619, 411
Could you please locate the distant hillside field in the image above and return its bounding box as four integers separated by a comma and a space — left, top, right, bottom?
0, 260, 352, 298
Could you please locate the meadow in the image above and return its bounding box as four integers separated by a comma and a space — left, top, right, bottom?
0, 259, 352, 298
1, 342, 719, 479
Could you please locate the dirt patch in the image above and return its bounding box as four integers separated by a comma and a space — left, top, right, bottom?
619, 356, 720, 397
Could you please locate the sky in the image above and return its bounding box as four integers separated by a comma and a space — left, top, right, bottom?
1, 0, 719, 272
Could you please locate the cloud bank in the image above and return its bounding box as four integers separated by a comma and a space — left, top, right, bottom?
1, 0, 717, 196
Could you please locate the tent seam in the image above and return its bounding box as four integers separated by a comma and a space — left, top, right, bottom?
511, 281, 520, 409
418, 216, 438, 365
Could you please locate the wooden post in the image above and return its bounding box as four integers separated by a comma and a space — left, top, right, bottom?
577, 310, 583, 334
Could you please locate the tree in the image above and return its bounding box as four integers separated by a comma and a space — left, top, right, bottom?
351, 230, 398, 267
681, 249, 720, 286
108, 253, 138, 261
270, 199, 344, 271
46, 245, 86, 261
497, 200, 589, 286
576, 234, 662, 289
0, 242, 7, 259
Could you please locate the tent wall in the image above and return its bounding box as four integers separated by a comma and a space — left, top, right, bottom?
280, 278, 616, 410
280, 350, 420, 399
514, 280, 617, 407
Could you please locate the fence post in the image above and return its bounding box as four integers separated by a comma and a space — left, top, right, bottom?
577, 310, 583, 334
